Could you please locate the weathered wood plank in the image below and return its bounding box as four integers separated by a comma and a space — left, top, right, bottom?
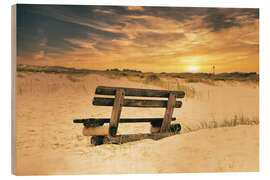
93, 97, 182, 108
74, 117, 176, 124
73, 117, 176, 127
160, 93, 176, 132
95, 86, 185, 98
74, 117, 176, 128
109, 89, 125, 137
103, 132, 180, 144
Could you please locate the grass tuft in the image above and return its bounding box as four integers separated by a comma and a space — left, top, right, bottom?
144, 74, 161, 83
186, 79, 199, 83
182, 114, 259, 133
66, 75, 80, 83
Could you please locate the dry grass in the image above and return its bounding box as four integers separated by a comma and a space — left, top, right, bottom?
130, 74, 198, 98
16, 64, 258, 99
96, 71, 198, 98
66, 75, 80, 83
182, 114, 259, 133
186, 79, 200, 83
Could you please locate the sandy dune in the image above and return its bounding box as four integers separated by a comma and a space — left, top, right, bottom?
15, 72, 259, 175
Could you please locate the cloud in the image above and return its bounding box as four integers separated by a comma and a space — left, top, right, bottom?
16, 5, 259, 72
34, 50, 45, 60
126, 6, 145, 11
201, 8, 259, 32
132, 32, 185, 48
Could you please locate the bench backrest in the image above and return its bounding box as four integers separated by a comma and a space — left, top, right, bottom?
93, 86, 185, 108
92, 86, 185, 136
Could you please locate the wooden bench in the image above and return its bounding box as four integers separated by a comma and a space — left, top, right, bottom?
73, 86, 185, 145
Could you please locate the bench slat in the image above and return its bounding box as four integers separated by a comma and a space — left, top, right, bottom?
93, 97, 182, 108
95, 86, 185, 98
73, 117, 176, 123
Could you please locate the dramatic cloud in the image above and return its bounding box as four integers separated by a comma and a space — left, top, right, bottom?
17, 5, 259, 73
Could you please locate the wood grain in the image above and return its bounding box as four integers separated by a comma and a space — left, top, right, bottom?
103, 132, 180, 144
109, 89, 125, 137
95, 86, 185, 98
160, 93, 177, 132
73, 117, 176, 126
93, 97, 182, 108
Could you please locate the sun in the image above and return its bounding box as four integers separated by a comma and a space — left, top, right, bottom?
188, 66, 198, 72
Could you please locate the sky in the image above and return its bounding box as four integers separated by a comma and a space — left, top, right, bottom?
16, 4, 259, 73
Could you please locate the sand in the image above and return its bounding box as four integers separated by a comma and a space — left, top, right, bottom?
15, 72, 259, 175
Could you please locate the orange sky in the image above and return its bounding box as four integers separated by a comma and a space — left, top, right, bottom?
17, 5, 259, 73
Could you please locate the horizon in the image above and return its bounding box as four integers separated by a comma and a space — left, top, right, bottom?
17, 5, 259, 73
17, 63, 259, 75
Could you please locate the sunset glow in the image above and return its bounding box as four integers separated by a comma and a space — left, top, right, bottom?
188, 66, 199, 73
16, 5, 259, 73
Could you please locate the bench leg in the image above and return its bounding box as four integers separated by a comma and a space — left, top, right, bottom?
160, 93, 176, 132
109, 89, 125, 137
